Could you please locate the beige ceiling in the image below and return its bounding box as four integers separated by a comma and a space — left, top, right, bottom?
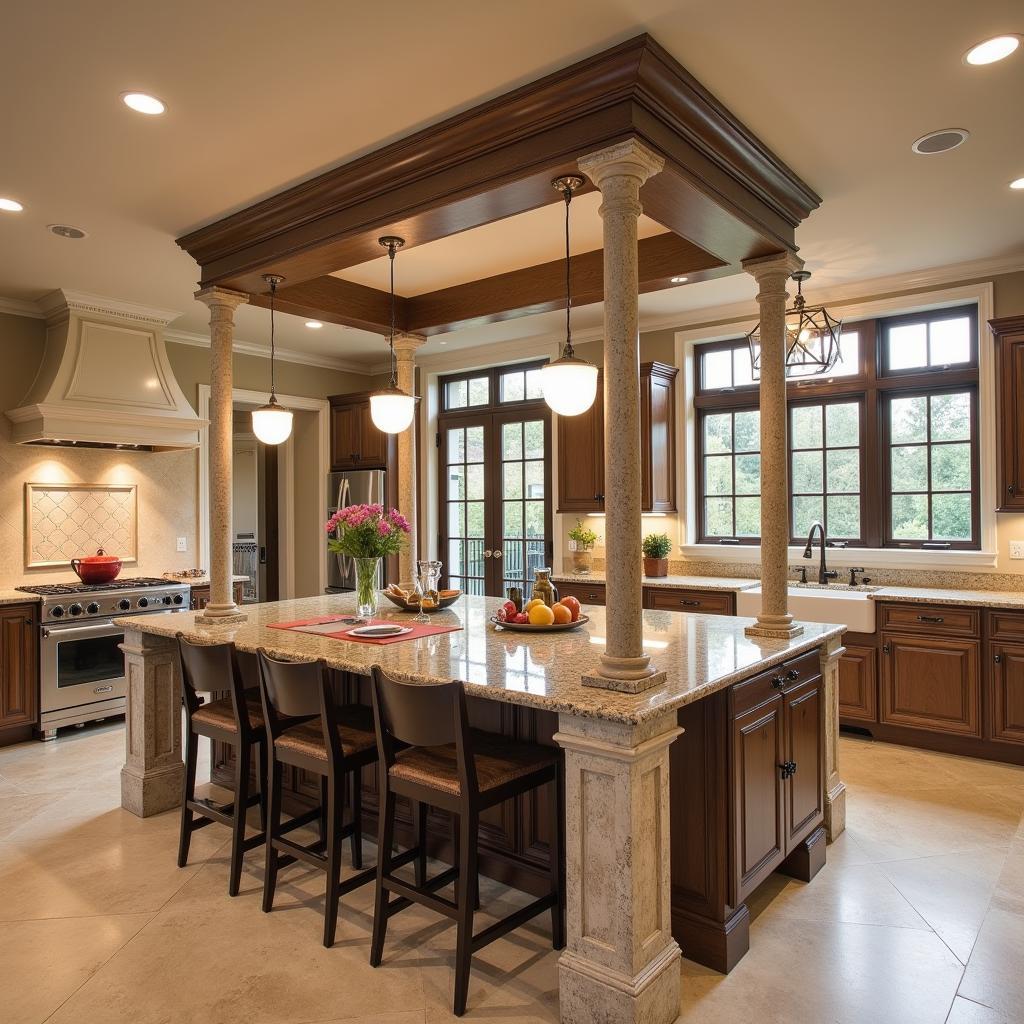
0, 0, 1021, 372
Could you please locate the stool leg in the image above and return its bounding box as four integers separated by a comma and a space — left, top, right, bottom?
177, 727, 199, 868
318, 775, 329, 850
453, 809, 478, 1017
255, 739, 268, 833
262, 751, 283, 913
412, 800, 427, 887
548, 771, 565, 949
349, 769, 363, 870
228, 739, 251, 897
369, 787, 396, 968
323, 771, 342, 948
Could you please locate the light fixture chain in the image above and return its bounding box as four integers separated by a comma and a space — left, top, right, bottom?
564, 186, 573, 358
269, 277, 277, 398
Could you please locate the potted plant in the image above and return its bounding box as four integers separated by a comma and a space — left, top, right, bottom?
568, 518, 599, 575
326, 504, 410, 616
642, 532, 672, 578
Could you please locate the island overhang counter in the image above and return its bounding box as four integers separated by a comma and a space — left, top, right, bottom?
115, 593, 845, 1023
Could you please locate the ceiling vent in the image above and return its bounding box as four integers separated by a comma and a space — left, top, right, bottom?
911, 129, 970, 155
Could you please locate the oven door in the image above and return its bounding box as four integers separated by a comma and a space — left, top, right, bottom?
40, 620, 127, 715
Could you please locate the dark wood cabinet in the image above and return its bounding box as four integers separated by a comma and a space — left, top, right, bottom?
838, 640, 877, 722
783, 678, 824, 846
0, 602, 38, 745
554, 580, 606, 606
190, 581, 246, 611
329, 392, 393, 471
556, 362, 677, 513
644, 587, 734, 615
990, 315, 1024, 512
989, 641, 1024, 745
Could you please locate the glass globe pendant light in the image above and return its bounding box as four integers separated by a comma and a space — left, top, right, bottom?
251, 274, 294, 445
541, 175, 598, 417
369, 236, 418, 434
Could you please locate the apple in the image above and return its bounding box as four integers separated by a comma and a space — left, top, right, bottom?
513, 612, 530, 624
502, 600, 519, 618
560, 595, 581, 621
495, 607, 508, 622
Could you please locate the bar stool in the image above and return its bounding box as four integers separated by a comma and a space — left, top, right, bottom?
369, 665, 565, 1017
177, 635, 266, 897
257, 650, 379, 947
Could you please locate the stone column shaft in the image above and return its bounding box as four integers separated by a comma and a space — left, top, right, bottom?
195, 286, 248, 625
393, 335, 425, 588
578, 139, 665, 693
742, 252, 804, 640
554, 711, 683, 1024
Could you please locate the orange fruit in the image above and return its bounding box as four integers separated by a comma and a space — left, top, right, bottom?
524, 597, 545, 612
551, 603, 572, 625
527, 603, 555, 626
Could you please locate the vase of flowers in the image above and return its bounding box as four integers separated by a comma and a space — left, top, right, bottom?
326, 504, 410, 616
642, 532, 671, 578
568, 518, 599, 575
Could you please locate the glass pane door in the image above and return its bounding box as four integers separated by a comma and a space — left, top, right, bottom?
442, 417, 489, 596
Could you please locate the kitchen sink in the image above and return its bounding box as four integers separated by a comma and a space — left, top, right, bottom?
735, 584, 876, 633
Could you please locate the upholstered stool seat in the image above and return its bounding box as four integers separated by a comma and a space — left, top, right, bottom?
274, 710, 376, 764
192, 692, 264, 733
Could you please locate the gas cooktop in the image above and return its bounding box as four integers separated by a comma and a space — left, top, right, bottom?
17, 577, 174, 597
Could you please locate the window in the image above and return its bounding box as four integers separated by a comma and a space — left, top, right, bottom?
694, 306, 979, 549
442, 362, 547, 412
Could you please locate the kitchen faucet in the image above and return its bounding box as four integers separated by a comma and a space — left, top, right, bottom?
802, 521, 839, 585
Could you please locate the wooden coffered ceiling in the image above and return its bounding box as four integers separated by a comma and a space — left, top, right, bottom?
176, 34, 821, 339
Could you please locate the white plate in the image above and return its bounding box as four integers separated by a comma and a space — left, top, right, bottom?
348, 624, 413, 638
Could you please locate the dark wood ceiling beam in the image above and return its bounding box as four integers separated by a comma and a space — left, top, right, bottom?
248, 275, 404, 335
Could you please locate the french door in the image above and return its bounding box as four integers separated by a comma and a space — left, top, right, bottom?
438, 367, 552, 599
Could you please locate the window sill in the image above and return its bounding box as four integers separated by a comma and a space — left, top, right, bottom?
679, 543, 999, 571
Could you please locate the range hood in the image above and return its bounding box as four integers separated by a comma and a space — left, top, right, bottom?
6, 290, 206, 451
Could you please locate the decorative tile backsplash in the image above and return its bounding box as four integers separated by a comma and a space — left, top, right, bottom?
25, 483, 138, 567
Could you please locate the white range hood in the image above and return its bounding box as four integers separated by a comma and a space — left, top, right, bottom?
6, 290, 206, 451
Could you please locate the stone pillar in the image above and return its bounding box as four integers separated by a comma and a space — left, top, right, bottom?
578, 138, 665, 693
820, 635, 847, 839
195, 286, 248, 625
393, 334, 425, 589
120, 628, 183, 816
554, 711, 683, 1024
741, 252, 805, 640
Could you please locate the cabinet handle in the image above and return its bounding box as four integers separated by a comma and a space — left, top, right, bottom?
771, 675, 785, 689
1009, 484, 1016, 496
882, 643, 891, 654
679, 599, 701, 607
994, 653, 1002, 664
786, 668, 800, 681
917, 615, 944, 623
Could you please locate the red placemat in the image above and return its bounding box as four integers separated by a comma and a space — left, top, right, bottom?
268, 615, 462, 645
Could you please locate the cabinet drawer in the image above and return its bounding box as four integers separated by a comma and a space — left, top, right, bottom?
986, 610, 1024, 643
644, 588, 734, 615
555, 581, 606, 607
878, 603, 979, 638
731, 650, 821, 718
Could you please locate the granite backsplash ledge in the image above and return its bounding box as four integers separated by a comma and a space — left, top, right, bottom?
560, 557, 1024, 593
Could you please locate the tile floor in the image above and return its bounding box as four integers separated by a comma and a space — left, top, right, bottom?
1, 722, 1022, 1023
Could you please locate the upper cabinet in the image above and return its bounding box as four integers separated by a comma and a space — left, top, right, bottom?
991, 315, 1024, 512
556, 361, 678, 514
329, 393, 393, 471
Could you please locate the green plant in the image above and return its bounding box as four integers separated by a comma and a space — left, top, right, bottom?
568, 518, 598, 548
642, 533, 672, 559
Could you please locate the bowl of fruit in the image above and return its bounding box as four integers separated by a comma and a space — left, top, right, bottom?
490, 595, 588, 632
382, 584, 462, 612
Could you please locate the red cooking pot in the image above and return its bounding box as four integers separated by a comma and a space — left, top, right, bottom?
70, 547, 122, 585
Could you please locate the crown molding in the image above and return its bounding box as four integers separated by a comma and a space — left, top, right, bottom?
0, 296, 45, 319
37, 288, 182, 326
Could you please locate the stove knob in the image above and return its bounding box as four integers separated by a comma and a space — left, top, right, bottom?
117, 599, 131, 611
137, 597, 149, 608
162, 595, 173, 605
68, 603, 83, 616
50, 605, 65, 618
172, 593, 184, 605
86, 602, 100, 615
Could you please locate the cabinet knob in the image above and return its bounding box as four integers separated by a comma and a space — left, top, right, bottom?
883, 642, 891, 655
771, 675, 785, 689
1009, 484, 1016, 496
994, 653, 1002, 664
786, 668, 800, 681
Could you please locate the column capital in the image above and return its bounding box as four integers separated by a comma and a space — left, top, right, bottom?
194, 285, 249, 312
740, 251, 805, 286
578, 138, 665, 189
392, 333, 427, 357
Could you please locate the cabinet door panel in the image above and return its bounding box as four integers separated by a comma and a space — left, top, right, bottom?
331, 404, 361, 470
838, 644, 877, 722
357, 402, 389, 468
784, 679, 824, 846
993, 324, 1024, 511
0, 606, 37, 729
731, 696, 785, 904
991, 643, 1024, 745
556, 392, 603, 513
643, 588, 733, 615
881, 634, 981, 737
641, 367, 676, 512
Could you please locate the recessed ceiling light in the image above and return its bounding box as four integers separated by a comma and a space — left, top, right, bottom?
122, 92, 166, 115
1010, 177, 1024, 190
911, 128, 970, 155
305, 320, 323, 329
964, 35, 1021, 66
48, 224, 88, 239
0, 197, 24, 212
670, 276, 688, 284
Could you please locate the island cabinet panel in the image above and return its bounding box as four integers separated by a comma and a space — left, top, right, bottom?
329, 393, 393, 471
837, 639, 878, 723
990, 315, 1024, 511
989, 643, 1024, 745
0, 603, 38, 743
880, 633, 981, 737
555, 580, 606, 607
644, 588, 734, 615
783, 679, 824, 845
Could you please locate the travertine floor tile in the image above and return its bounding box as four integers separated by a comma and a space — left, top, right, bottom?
945, 996, 1015, 1023
956, 905, 1024, 1020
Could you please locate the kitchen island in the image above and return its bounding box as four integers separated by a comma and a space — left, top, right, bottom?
116, 594, 845, 1023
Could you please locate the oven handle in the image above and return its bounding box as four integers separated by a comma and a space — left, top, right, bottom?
41, 622, 122, 641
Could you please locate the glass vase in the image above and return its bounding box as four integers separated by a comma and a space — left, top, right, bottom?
354, 557, 381, 617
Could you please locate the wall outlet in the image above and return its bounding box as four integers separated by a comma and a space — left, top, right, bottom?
1011, 541, 1024, 560
176, 537, 187, 553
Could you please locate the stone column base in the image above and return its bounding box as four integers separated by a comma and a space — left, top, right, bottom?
121, 763, 183, 817
744, 621, 805, 640
559, 941, 681, 1024
582, 668, 667, 693
194, 610, 248, 626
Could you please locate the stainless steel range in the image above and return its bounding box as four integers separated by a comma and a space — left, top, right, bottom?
16, 577, 190, 740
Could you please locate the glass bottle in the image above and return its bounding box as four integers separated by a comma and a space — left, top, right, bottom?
533, 567, 557, 607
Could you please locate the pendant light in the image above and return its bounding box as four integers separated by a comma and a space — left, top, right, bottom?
369, 236, 418, 434
747, 270, 843, 379
541, 175, 598, 417
251, 274, 294, 445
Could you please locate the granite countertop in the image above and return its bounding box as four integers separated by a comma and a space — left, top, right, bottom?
870, 586, 1024, 609
0, 589, 41, 605
115, 593, 842, 725
161, 574, 250, 587
553, 573, 759, 593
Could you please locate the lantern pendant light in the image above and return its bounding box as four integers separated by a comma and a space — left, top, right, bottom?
251, 274, 294, 445
541, 175, 599, 417
369, 235, 418, 434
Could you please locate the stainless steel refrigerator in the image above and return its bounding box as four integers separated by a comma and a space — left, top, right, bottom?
326, 469, 388, 593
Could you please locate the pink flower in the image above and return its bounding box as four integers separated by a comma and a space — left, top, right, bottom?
377, 520, 391, 537
387, 508, 411, 533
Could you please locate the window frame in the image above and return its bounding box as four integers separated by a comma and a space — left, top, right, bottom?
439, 360, 549, 414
